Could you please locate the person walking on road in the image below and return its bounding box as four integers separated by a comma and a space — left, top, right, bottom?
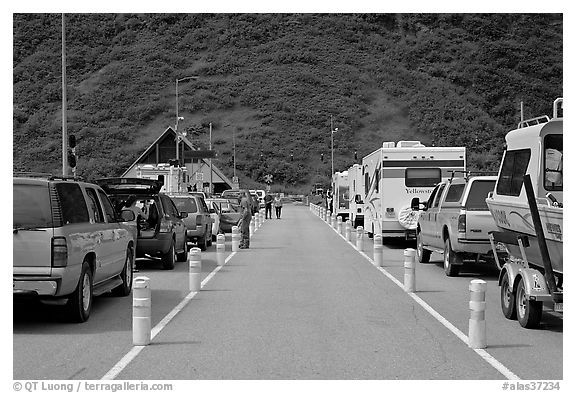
264, 193, 274, 219
273, 193, 283, 219
239, 190, 253, 249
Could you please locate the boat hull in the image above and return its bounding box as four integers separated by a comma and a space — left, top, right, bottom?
486, 198, 563, 275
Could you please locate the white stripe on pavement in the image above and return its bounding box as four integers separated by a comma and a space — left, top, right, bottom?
324, 214, 520, 380
101, 252, 237, 380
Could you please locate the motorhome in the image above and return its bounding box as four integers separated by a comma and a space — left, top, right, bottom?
136, 164, 188, 193
347, 164, 365, 228
331, 171, 350, 219
362, 141, 466, 239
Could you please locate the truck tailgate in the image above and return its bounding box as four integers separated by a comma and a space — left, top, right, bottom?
463, 210, 497, 241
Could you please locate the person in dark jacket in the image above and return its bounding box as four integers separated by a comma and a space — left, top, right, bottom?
239, 190, 253, 249
264, 193, 273, 219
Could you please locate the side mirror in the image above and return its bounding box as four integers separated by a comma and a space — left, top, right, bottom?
120, 210, 136, 222
410, 197, 420, 211
354, 194, 363, 204
180, 211, 188, 218
209, 208, 216, 214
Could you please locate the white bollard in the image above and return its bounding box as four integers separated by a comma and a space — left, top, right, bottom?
403, 248, 416, 292
337, 216, 342, 234
345, 220, 352, 241
254, 214, 259, 230
216, 234, 226, 266
331, 214, 337, 228
260, 212, 264, 227
132, 276, 151, 346
374, 234, 383, 267
249, 218, 255, 237
468, 279, 487, 349
356, 226, 364, 251
188, 247, 202, 292
231, 226, 240, 252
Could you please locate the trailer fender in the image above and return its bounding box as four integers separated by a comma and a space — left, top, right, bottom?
518, 268, 550, 298
498, 264, 518, 290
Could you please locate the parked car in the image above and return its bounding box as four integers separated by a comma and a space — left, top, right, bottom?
204, 198, 222, 240
169, 194, 213, 251
13, 174, 136, 322
411, 175, 501, 276
221, 189, 259, 214
188, 191, 208, 199
97, 178, 188, 269
250, 189, 266, 208
206, 198, 243, 234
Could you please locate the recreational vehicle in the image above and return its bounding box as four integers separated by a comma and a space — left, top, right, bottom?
331, 171, 350, 219
363, 141, 466, 239
348, 164, 365, 228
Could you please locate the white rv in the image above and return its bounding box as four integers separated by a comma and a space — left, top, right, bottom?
331, 171, 350, 219
348, 164, 365, 228
362, 141, 466, 239
136, 164, 188, 193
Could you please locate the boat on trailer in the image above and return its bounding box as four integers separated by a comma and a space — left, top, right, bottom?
486, 98, 563, 328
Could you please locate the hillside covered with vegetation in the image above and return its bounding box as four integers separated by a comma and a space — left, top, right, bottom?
13, 13, 563, 192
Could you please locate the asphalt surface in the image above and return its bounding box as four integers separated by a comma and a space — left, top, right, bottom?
12, 204, 563, 381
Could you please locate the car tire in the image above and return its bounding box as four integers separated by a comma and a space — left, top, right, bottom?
112, 247, 133, 297
443, 238, 461, 277
176, 244, 188, 262
416, 230, 431, 264
500, 273, 517, 320
198, 234, 208, 251
162, 241, 176, 270
516, 278, 542, 329
66, 262, 93, 323
206, 227, 213, 247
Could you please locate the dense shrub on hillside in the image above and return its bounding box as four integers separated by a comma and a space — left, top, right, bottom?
13, 13, 562, 190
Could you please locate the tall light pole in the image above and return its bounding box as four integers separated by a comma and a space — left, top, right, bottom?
330, 114, 339, 177
175, 76, 198, 162
61, 14, 68, 176
209, 122, 213, 196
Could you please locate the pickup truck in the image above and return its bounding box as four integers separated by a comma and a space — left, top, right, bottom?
411, 175, 500, 276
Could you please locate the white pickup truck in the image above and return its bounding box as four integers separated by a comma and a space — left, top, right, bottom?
411, 175, 501, 276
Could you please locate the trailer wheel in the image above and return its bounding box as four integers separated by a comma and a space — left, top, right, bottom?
516, 278, 542, 329
500, 273, 517, 320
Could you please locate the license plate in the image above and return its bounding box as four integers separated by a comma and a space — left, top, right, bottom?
554, 303, 563, 312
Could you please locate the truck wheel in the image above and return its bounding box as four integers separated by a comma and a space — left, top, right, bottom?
162, 241, 176, 270
198, 234, 208, 251
516, 278, 542, 329
112, 247, 133, 297
416, 230, 431, 263
206, 227, 213, 247
500, 273, 516, 320
66, 262, 93, 323
443, 238, 461, 277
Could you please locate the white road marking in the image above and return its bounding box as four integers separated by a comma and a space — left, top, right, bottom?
326, 217, 520, 380
101, 252, 237, 380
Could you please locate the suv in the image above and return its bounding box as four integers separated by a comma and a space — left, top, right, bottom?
13, 174, 136, 322
412, 175, 500, 276
97, 178, 188, 270
170, 194, 213, 251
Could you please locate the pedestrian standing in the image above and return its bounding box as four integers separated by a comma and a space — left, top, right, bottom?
239, 190, 253, 249
264, 193, 273, 219
274, 193, 283, 219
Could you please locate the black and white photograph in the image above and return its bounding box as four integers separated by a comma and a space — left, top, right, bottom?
8, 3, 570, 391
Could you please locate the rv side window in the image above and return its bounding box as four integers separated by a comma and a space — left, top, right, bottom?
405, 168, 442, 187
544, 134, 562, 191
496, 149, 531, 196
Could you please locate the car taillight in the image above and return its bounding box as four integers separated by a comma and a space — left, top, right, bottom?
159, 217, 173, 233
458, 213, 466, 233
196, 215, 203, 226
51, 236, 68, 267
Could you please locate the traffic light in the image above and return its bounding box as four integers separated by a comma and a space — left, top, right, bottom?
354, 151, 358, 160
321, 153, 324, 162
68, 134, 77, 170
290, 152, 294, 161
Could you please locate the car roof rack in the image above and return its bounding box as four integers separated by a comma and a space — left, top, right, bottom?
13, 172, 83, 181
449, 170, 498, 182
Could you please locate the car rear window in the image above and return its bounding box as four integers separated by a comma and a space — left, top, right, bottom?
13, 184, 53, 228
172, 197, 198, 213
445, 184, 465, 202
465, 180, 496, 210
56, 183, 89, 224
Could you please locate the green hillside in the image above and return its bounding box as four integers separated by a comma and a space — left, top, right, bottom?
13, 13, 563, 192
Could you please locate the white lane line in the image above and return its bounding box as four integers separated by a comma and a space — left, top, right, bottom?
101, 252, 237, 380
323, 215, 520, 380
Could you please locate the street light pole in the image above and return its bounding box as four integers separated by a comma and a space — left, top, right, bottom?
175, 76, 198, 162
209, 122, 213, 196
330, 115, 338, 177
61, 14, 68, 176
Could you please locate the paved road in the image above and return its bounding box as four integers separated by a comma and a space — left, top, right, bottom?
13, 204, 563, 380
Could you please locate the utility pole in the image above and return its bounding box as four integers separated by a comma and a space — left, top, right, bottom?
61, 14, 67, 176
209, 122, 213, 196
